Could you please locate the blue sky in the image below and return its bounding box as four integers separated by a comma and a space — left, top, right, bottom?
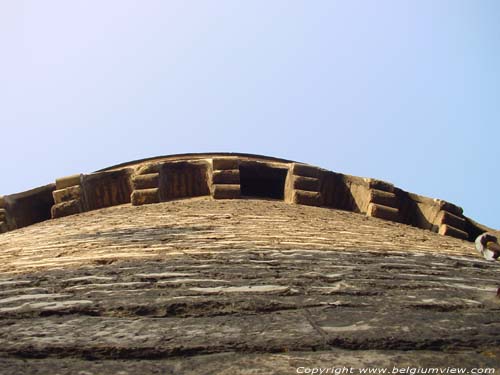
1, 1, 499, 228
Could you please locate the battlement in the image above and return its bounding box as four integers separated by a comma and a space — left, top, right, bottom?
0, 153, 493, 241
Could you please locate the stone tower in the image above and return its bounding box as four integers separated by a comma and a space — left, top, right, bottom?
0, 153, 499, 373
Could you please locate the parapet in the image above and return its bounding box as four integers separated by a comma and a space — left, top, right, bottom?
0, 152, 494, 241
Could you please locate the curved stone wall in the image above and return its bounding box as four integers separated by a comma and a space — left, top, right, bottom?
0, 153, 495, 240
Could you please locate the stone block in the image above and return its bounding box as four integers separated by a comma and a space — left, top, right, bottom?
55, 174, 81, 190
291, 164, 322, 179
0, 221, 7, 233
437, 211, 466, 230
366, 179, 394, 193
137, 163, 160, 175
212, 170, 240, 184
52, 186, 81, 204
213, 184, 240, 199
367, 203, 399, 222
369, 189, 397, 208
0, 196, 5, 209
439, 224, 468, 240
51, 199, 82, 219
292, 190, 321, 206
132, 173, 159, 190
212, 158, 239, 171
292, 176, 320, 192
131, 189, 160, 206
436, 200, 463, 216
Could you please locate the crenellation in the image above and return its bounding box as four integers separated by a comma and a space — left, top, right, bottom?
0, 153, 495, 240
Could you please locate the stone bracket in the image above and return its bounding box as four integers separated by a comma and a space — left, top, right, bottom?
51, 174, 84, 219
212, 158, 240, 199
365, 179, 401, 222
436, 208, 468, 240
0, 196, 9, 233
286, 164, 322, 206
131, 164, 160, 206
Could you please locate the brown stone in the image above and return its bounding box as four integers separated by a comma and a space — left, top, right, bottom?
132, 173, 159, 190
292, 176, 320, 192
51, 199, 82, 219
137, 163, 160, 175
0, 196, 5, 209
367, 179, 394, 193
0, 220, 7, 233
55, 174, 81, 190
437, 200, 463, 216
369, 189, 397, 208
159, 162, 210, 200
131, 189, 160, 206
291, 163, 322, 178
367, 203, 399, 222
0, 208, 7, 222
52, 186, 81, 204
213, 184, 240, 199
212, 170, 240, 184
437, 210, 466, 230
212, 158, 239, 170
292, 190, 321, 206
439, 224, 469, 240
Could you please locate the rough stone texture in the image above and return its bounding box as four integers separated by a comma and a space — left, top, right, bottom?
0, 199, 499, 373
1, 154, 497, 244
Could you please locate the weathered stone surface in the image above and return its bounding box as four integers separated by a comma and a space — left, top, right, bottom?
82, 170, 133, 210
292, 163, 323, 178
367, 178, 394, 193
0, 153, 493, 242
0, 199, 499, 373
212, 169, 240, 184
438, 199, 464, 216
159, 161, 210, 200
213, 184, 240, 199
292, 175, 320, 191
0, 196, 5, 209
132, 173, 159, 190
212, 157, 239, 170
439, 224, 469, 240
292, 190, 321, 206
369, 189, 397, 207
130, 188, 160, 206
55, 174, 81, 190
52, 185, 81, 204
51, 199, 82, 218
137, 163, 160, 175
437, 210, 467, 230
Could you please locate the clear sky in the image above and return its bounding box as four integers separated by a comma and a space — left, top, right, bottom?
1, 1, 499, 228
